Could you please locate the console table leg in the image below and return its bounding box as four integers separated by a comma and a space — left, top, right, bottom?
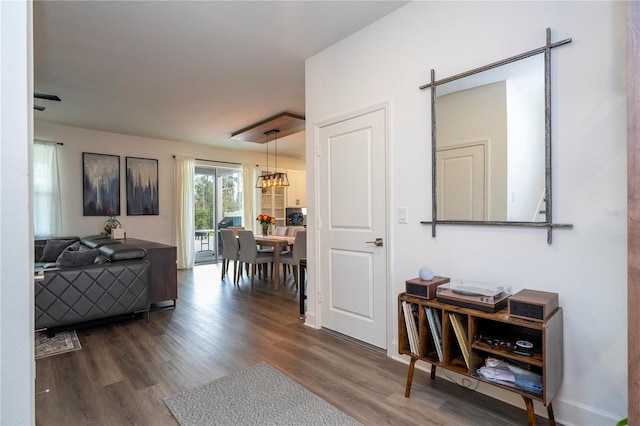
405, 357, 417, 398
430, 364, 436, 380
546, 402, 556, 426
522, 396, 536, 426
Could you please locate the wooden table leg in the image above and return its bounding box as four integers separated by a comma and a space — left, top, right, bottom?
547, 402, 556, 426
522, 396, 536, 426
405, 357, 417, 398
430, 364, 437, 380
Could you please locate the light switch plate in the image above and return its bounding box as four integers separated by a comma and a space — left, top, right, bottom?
398, 207, 408, 224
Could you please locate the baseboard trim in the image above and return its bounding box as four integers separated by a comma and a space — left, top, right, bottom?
320, 327, 386, 354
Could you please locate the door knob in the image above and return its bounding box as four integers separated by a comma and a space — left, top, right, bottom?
365, 237, 383, 247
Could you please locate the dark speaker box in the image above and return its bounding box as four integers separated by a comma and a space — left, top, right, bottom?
405, 276, 450, 299
508, 289, 559, 322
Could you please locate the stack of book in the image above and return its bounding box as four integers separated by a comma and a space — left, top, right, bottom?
449, 312, 471, 369
401, 301, 419, 355
425, 306, 443, 361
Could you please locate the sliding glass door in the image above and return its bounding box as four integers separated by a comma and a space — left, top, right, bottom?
194, 165, 243, 264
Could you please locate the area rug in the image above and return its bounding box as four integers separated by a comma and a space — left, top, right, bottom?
35, 330, 82, 359
164, 362, 361, 426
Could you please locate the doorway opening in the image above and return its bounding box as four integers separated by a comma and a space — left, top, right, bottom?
194, 165, 243, 265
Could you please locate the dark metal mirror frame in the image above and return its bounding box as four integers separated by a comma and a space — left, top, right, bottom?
420, 28, 573, 244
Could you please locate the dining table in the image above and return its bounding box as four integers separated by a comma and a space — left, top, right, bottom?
253, 234, 295, 290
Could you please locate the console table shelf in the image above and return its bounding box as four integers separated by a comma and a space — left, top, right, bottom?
398, 293, 563, 426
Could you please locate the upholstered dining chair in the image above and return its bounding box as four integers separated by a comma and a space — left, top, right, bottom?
237, 230, 274, 288
273, 226, 288, 236
273, 226, 290, 256
227, 227, 247, 277
227, 226, 245, 236
280, 230, 306, 289
220, 229, 241, 284
286, 226, 305, 237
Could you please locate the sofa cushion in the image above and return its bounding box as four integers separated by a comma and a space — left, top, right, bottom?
39, 239, 77, 262
65, 241, 81, 251
57, 248, 99, 268
99, 244, 147, 262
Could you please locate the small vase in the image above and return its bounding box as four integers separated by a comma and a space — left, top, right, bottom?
104, 216, 121, 235
262, 224, 270, 236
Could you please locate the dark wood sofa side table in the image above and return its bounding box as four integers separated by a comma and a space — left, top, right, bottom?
123, 238, 177, 309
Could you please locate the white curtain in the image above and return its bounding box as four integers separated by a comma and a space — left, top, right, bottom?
242, 163, 255, 231
173, 155, 195, 269
33, 142, 62, 237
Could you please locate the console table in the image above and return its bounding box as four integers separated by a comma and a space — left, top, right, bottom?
125, 238, 177, 308
398, 292, 563, 426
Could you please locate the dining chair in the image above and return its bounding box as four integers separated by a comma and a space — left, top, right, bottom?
274, 226, 288, 236
228, 227, 247, 276
251, 229, 276, 277
286, 226, 305, 237
280, 230, 306, 289
228, 226, 245, 236
220, 229, 241, 284
273, 226, 290, 256
237, 230, 275, 288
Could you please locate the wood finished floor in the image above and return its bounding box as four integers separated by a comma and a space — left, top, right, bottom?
35, 263, 550, 425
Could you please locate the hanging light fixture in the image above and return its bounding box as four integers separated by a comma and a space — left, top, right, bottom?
255, 129, 290, 189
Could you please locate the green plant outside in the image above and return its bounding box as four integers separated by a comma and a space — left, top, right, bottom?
194, 173, 242, 230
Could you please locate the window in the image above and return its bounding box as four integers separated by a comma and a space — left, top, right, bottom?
33, 142, 62, 237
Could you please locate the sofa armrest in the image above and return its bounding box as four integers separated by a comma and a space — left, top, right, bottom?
99, 244, 147, 261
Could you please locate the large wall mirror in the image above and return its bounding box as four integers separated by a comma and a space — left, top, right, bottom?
420, 28, 573, 244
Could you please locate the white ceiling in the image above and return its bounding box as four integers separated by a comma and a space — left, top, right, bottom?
33, 1, 408, 159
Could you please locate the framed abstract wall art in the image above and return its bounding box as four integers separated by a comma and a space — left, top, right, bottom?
82, 152, 120, 216
126, 156, 159, 215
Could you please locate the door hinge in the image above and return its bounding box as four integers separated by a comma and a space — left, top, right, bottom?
318, 291, 322, 303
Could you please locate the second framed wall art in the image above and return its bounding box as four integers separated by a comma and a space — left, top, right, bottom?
126, 156, 159, 215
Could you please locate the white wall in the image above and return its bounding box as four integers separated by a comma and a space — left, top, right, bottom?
0, 1, 35, 424
305, 2, 627, 425
34, 121, 305, 243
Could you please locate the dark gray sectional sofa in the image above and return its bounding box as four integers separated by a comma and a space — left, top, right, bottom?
35, 235, 151, 335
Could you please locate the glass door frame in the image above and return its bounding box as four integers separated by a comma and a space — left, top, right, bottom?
194, 163, 244, 264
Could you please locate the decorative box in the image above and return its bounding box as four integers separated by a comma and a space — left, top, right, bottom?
111, 229, 126, 240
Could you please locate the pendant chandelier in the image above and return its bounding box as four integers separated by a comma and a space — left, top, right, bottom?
255, 129, 290, 189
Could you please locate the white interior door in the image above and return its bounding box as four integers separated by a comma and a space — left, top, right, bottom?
437, 143, 486, 220
317, 107, 387, 349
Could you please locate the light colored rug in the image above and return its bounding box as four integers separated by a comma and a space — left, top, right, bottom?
164, 362, 362, 426
35, 330, 82, 359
